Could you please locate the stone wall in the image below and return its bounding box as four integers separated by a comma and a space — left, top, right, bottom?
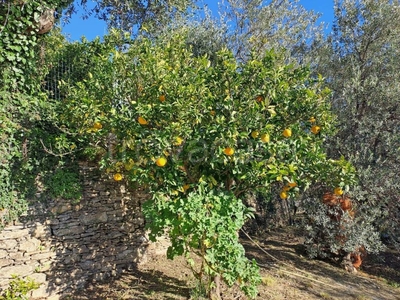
0, 162, 149, 299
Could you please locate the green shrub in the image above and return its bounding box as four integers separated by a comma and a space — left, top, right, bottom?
0, 275, 40, 300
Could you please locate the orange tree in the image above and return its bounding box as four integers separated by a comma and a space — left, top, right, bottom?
54, 30, 356, 297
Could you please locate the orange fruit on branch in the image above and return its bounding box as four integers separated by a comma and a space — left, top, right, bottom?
283, 128, 292, 138
156, 157, 167, 167
311, 125, 321, 134
280, 191, 288, 199
260, 133, 270, 143
288, 182, 297, 188
174, 136, 183, 146
138, 116, 148, 125
113, 173, 123, 181
251, 131, 259, 139
334, 187, 344, 196
93, 122, 102, 130
223, 147, 234, 156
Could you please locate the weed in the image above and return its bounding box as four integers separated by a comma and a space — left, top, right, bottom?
355, 295, 371, 300
319, 292, 334, 300
385, 280, 400, 288
261, 275, 276, 287
0, 275, 40, 300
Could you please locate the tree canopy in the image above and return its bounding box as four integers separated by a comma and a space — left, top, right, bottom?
318, 0, 400, 246
63, 0, 196, 33
0, 0, 398, 297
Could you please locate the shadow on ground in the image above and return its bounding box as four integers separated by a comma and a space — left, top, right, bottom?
242, 227, 400, 300
69, 268, 191, 299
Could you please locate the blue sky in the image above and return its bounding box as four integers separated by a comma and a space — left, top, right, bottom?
61, 0, 334, 41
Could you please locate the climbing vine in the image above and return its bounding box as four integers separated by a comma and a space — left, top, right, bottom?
0, 0, 73, 227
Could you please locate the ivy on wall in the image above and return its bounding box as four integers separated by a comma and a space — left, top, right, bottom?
0, 0, 74, 227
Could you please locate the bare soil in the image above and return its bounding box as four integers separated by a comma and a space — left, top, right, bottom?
69, 227, 400, 300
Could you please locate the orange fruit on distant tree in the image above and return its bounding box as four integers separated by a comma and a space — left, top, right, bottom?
256, 95, 263, 102
93, 122, 102, 129
334, 187, 344, 196
260, 133, 270, 143
283, 128, 292, 138
288, 182, 297, 188
174, 136, 183, 146
251, 131, 259, 139
159, 95, 166, 102
309, 117, 316, 123
280, 191, 288, 199
156, 157, 167, 167
113, 173, 123, 181
311, 125, 321, 134
223, 147, 234, 156
138, 116, 148, 125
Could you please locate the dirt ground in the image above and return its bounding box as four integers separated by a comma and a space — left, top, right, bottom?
69, 227, 400, 300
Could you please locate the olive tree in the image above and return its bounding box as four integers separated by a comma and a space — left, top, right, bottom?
63, 0, 196, 33
219, 0, 325, 63
314, 0, 400, 249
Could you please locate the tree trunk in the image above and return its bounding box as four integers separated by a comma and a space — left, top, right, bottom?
37, 8, 55, 34
209, 275, 222, 300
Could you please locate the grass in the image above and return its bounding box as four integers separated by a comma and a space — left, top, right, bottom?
319, 292, 335, 300
354, 295, 371, 300
261, 275, 277, 287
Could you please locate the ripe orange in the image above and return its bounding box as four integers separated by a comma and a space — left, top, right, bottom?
251, 131, 259, 139
138, 116, 148, 125
113, 173, 123, 181
283, 128, 292, 138
309, 117, 316, 123
280, 191, 288, 199
260, 133, 270, 143
311, 125, 321, 134
156, 157, 167, 167
174, 136, 183, 146
334, 187, 344, 196
159, 94, 166, 102
256, 95, 263, 103
288, 182, 297, 188
93, 122, 102, 129
223, 147, 234, 156
183, 184, 190, 192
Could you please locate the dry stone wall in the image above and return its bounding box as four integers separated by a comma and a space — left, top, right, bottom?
0, 162, 149, 299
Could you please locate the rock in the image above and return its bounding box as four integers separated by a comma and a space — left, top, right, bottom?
30, 251, 55, 260
79, 212, 108, 225
0, 239, 18, 250
50, 204, 72, 215
29, 273, 47, 284
0, 227, 30, 240
53, 226, 85, 236
0, 249, 8, 258
31, 223, 51, 238
0, 259, 13, 268
0, 264, 34, 279
19, 238, 41, 253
